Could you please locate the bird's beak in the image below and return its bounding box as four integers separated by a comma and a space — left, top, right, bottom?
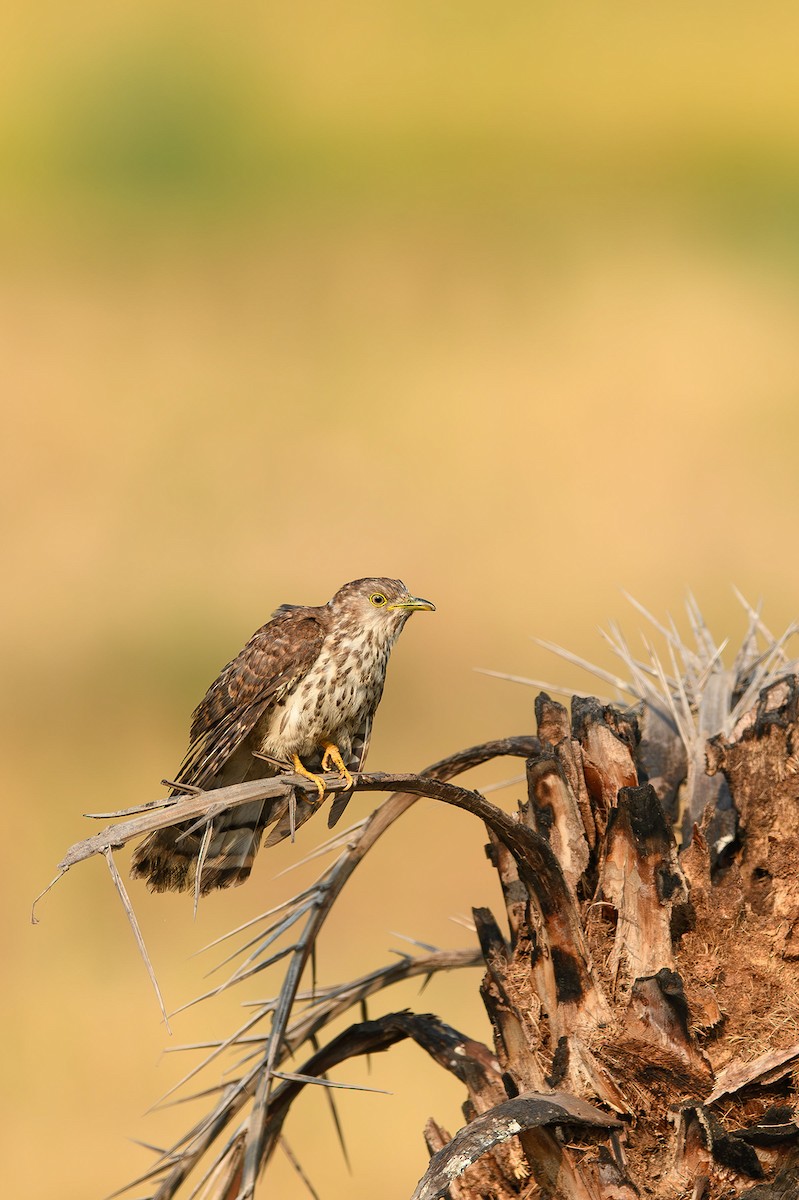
390, 594, 436, 612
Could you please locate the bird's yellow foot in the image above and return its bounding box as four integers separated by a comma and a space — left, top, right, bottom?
321, 743, 354, 791
291, 754, 326, 800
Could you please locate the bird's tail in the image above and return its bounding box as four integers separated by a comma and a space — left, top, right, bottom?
130, 799, 271, 894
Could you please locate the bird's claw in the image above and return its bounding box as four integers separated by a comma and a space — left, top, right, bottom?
291, 754, 327, 800
321, 743, 355, 791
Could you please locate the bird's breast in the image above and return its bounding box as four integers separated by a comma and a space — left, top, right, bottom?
257, 631, 393, 761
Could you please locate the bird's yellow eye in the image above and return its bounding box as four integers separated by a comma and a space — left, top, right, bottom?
370, 592, 388, 607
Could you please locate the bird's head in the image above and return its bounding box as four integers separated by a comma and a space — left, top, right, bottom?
330, 577, 435, 639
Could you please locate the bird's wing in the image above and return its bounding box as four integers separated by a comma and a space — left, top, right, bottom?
174, 608, 326, 790
326, 714, 372, 828
349, 714, 373, 773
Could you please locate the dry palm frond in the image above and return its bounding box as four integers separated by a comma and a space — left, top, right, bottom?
38, 737, 538, 1199
482, 592, 799, 852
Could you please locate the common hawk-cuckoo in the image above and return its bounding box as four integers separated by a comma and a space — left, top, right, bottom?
131, 577, 434, 894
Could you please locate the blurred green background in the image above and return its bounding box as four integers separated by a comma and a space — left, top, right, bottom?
5, 3, 799, 1197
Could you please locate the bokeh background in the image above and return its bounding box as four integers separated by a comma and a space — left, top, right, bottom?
5, 3, 799, 1197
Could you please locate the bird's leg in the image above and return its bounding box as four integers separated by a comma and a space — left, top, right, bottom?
321, 743, 355, 791
290, 754, 326, 801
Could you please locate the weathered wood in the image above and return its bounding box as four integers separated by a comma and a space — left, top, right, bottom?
571, 697, 639, 839
536, 693, 598, 852
525, 752, 591, 898
706, 1041, 799, 1105
707, 676, 799, 950
484, 830, 529, 947
612, 970, 712, 1093
411, 1092, 622, 1200
483, 814, 612, 1039
464, 684, 799, 1197
474, 906, 546, 1091
598, 784, 689, 990
422, 1120, 516, 1200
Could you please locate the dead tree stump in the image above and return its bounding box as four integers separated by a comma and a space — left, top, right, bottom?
425, 678, 799, 1200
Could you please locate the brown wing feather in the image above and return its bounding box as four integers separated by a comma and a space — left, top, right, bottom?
174, 608, 326, 790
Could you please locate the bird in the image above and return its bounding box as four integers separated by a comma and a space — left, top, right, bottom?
130, 577, 435, 895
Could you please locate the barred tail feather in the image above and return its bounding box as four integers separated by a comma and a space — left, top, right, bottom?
131, 799, 271, 894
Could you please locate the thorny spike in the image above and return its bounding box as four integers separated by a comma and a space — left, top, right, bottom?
170, 943, 300, 1018
600, 623, 661, 701
643, 637, 693, 750
620, 590, 678, 645
531, 637, 633, 693
192, 819, 214, 920
694, 639, 729, 694
360, 999, 371, 1072
681, 588, 710, 662
475, 667, 612, 702
275, 819, 368, 876
204, 895, 318, 979
308, 1032, 351, 1171
103, 848, 172, 1036
184, 1126, 247, 1200
389, 932, 440, 953
193, 886, 318, 957
146, 1007, 267, 1113
419, 972, 435, 995
280, 1137, 321, 1200
271, 1069, 392, 1095
481, 773, 526, 793
665, 637, 698, 744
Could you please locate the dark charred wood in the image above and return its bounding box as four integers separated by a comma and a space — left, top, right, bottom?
633, 700, 687, 828
598, 784, 690, 990
680, 1107, 764, 1179
732, 1108, 799, 1147
570, 697, 639, 839
611, 971, 712, 1091
536, 693, 571, 746
485, 830, 529, 946
737, 1163, 799, 1199
473, 905, 509, 964
525, 753, 591, 897
546, 1036, 570, 1089
474, 905, 547, 1093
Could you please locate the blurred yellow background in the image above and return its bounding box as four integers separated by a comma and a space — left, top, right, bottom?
5, 3, 799, 1197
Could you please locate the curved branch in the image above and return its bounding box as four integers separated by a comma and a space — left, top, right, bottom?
157, 946, 483, 1114
262, 1010, 502, 1147
34, 736, 540, 896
